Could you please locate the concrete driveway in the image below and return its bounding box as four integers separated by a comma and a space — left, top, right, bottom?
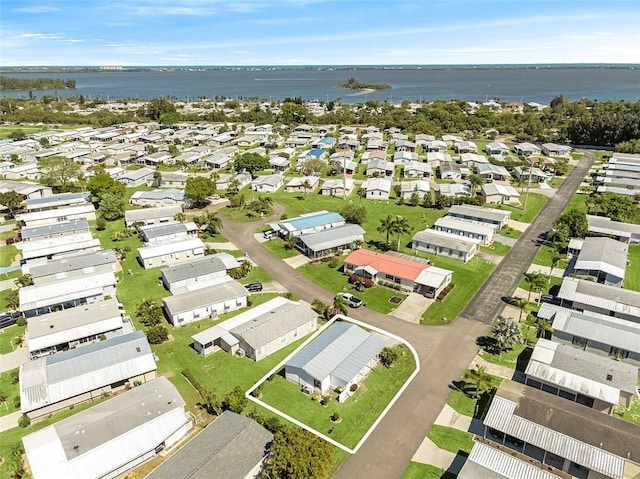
392, 293, 433, 324
0, 346, 27, 373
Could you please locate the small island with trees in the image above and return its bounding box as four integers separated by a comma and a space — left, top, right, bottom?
337, 78, 391, 91
0, 76, 76, 91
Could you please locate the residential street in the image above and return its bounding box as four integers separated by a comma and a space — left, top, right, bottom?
217, 151, 595, 479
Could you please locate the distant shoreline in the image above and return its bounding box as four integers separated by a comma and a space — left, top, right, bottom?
1, 64, 638, 75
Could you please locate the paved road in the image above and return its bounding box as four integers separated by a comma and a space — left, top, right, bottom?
218, 153, 593, 479
459, 150, 595, 325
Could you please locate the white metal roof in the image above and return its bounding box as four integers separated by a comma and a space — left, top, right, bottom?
415, 266, 453, 288
137, 238, 205, 260
23, 377, 187, 479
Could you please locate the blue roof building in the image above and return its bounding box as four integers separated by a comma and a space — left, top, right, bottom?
269, 210, 345, 237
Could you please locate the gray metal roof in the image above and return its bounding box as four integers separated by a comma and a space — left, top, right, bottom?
120, 167, 155, 181
458, 441, 561, 479
558, 277, 640, 319
21, 219, 89, 241
23, 377, 187, 479
27, 249, 116, 278
574, 236, 628, 279
297, 224, 364, 253
26, 191, 91, 209
134, 188, 185, 201
484, 380, 640, 479
434, 216, 494, 236
140, 221, 196, 241
448, 204, 511, 224
162, 280, 247, 316
124, 205, 182, 223
146, 411, 273, 479
161, 255, 230, 284
412, 228, 480, 252
28, 299, 122, 351
230, 300, 317, 349
20, 331, 156, 413
286, 321, 387, 384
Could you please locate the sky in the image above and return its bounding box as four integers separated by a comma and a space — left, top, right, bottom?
1, 0, 639, 66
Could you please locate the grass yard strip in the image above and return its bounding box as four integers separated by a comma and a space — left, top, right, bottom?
625, 245, 640, 292
402, 462, 457, 479
563, 192, 588, 214
481, 325, 536, 369
532, 244, 569, 270
0, 368, 20, 417
422, 256, 495, 325
446, 389, 476, 417
259, 345, 416, 450
497, 192, 548, 223
479, 242, 510, 256
613, 396, 640, 427
426, 425, 474, 454
0, 244, 19, 268
0, 324, 25, 355
262, 237, 299, 259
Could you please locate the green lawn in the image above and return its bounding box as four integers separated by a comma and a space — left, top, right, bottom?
625, 245, 640, 292
262, 237, 299, 259
564, 192, 588, 214
498, 225, 522, 239
498, 193, 548, 223
402, 462, 457, 479
0, 124, 90, 139
479, 242, 511, 257
259, 345, 416, 449
426, 425, 474, 454
0, 368, 20, 417
0, 324, 25, 354
0, 244, 19, 268
613, 396, 640, 426
297, 259, 406, 315
0, 288, 17, 312
421, 256, 495, 324
480, 325, 537, 369
446, 389, 476, 417
532, 244, 569, 270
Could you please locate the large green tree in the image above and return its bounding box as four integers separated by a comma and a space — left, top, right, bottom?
99, 192, 125, 221
554, 209, 588, 238
87, 171, 126, 202
185, 176, 216, 207
377, 214, 395, 247
194, 211, 222, 236
340, 204, 367, 225
265, 427, 333, 479
490, 316, 523, 354
39, 155, 83, 192
391, 215, 413, 251
0, 191, 24, 218
234, 152, 269, 175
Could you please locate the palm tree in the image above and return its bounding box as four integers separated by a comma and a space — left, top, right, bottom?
523, 272, 547, 303
330, 295, 348, 317
514, 297, 528, 322
524, 314, 554, 341
391, 215, 413, 251
311, 298, 330, 321
491, 316, 523, 354
468, 173, 485, 197
195, 211, 221, 236
463, 365, 493, 399
174, 212, 186, 223
549, 249, 562, 279
302, 179, 312, 199
377, 215, 395, 248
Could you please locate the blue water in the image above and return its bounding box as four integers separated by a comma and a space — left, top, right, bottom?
1, 65, 639, 104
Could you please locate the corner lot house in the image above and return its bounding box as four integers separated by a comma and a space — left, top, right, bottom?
162, 279, 248, 326
137, 237, 205, 269
433, 216, 495, 246
251, 174, 284, 193
412, 228, 480, 263
20, 331, 157, 418
192, 297, 317, 360
343, 249, 453, 297
296, 223, 365, 259
285, 321, 387, 396
23, 377, 190, 479
146, 411, 272, 479
524, 338, 638, 412
125, 205, 182, 227
161, 253, 240, 294
573, 236, 628, 287
480, 380, 640, 479
27, 299, 126, 359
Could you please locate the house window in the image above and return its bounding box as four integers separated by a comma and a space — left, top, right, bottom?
280, 335, 287, 344
610, 347, 629, 360
385, 274, 394, 280
394, 277, 401, 284
256, 346, 263, 356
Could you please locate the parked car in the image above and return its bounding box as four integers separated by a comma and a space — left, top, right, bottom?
540, 294, 556, 304
337, 292, 364, 308
5, 236, 21, 245
0, 312, 17, 329
263, 229, 278, 240
244, 282, 263, 292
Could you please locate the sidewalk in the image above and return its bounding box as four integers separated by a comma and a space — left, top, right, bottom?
0, 411, 21, 432
0, 346, 28, 373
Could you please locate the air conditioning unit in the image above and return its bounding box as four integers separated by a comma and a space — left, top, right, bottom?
235, 348, 246, 358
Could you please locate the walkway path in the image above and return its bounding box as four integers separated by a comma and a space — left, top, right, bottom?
0, 346, 27, 373
459, 151, 595, 325
411, 438, 457, 470
0, 411, 21, 432
470, 355, 517, 381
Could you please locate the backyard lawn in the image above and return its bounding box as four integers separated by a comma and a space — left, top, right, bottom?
0, 324, 25, 354
625, 245, 640, 292
532, 244, 569, 270
480, 325, 537, 369
421, 255, 495, 324
0, 368, 20, 417
402, 462, 456, 479
0, 244, 19, 268
426, 425, 474, 454
259, 344, 416, 450
498, 192, 548, 223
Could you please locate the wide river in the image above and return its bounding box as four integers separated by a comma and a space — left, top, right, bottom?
1, 65, 639, 104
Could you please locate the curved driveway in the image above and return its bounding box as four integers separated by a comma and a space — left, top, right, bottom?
218, 151, 594, 479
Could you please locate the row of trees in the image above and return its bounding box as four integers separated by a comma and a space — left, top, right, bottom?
2, 95, 639, 147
